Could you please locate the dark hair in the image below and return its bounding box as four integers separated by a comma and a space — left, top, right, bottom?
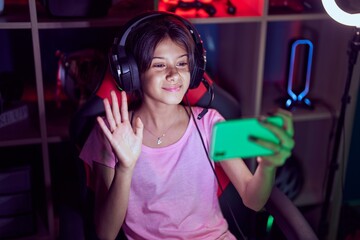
125, 14, 196, 75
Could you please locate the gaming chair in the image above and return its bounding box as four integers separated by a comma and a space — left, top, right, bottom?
66, 69, 317, 240
65, 11, 317, 240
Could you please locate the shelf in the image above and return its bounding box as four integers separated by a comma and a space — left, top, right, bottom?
45, 100, 76, 140
0, 144, 55, 238
266, 13, 329, 22
9, 214, 54, 240
268, 0, 326, 16
158, 0, 264, 18
0, 21, 30, 29
0, 0, 333, 29
0, 0, 330, 28
0, 137, 43, 147
0, 1, 356, 239
0, 1, 30, 29
0, 103, 41, 146
35, 0, 154, 29
36, 12, 146, 29
261, 82, 339, 122
190, 12, 330, 24
291, 118, 334, 206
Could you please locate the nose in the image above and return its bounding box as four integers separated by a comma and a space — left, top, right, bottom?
166, 66, 180, 82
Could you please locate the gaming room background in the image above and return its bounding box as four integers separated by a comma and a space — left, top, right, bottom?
0, 0, 359, 239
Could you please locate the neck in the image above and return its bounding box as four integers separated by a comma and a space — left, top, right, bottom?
137, 104, 184, 130
135, 104, 189, 146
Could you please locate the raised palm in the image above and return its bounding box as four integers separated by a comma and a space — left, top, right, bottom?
97, 91, 143, 170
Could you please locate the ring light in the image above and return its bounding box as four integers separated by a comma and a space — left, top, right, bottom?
321, 0, 360, 27
319, 0, 360, 238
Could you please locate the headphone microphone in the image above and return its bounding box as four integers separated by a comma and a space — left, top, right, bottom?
197, 108, 208, 120
197, 78, 214, 120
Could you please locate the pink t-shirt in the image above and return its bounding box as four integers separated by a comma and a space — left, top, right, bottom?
80, 107, 236, 240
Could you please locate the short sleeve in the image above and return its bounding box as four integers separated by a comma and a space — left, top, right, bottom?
79, 121, 116, 169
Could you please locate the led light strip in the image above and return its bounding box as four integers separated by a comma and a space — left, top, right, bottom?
286, 39, 314, 108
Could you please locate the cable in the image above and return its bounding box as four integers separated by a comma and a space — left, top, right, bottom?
183, 95, 248, 240
318, 28, 360, 238
309, 98, 337, 192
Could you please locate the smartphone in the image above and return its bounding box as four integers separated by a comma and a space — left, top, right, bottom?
210, 116, 284, 161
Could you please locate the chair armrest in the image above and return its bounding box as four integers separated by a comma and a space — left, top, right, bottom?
265, 187, 318, 240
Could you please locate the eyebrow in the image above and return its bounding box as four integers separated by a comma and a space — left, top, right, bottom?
152, 54, 188, 60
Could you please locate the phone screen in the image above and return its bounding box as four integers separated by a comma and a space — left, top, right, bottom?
210, 116, 283, 161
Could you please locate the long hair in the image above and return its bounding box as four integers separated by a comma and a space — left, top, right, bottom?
125, 14, 196, 110
125, 14, 196, 76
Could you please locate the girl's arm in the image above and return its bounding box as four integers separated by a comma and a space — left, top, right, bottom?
220, 109, 294, 211
93, 91, 143, 239
93, 162, 134, 239
220, 158, 276, 211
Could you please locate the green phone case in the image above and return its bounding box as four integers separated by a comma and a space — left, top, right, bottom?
210, 116, 284, 161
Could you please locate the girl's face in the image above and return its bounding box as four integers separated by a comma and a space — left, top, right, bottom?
141, 37, 191, 106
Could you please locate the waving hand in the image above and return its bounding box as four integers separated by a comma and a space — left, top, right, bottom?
97, 91, 143, 171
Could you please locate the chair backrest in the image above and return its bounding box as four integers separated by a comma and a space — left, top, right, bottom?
69, 68, 317, 240
69, 69, 242, 148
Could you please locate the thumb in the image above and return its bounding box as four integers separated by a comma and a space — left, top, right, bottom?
134, 117, 144, 139
257, 157, 273, 167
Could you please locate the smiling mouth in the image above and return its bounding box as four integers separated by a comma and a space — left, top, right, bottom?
163, 85, 182, 92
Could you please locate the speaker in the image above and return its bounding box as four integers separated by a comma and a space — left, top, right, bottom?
109, 11, 206, 92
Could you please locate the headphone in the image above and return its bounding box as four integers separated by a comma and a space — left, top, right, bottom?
109, 11, 206, 92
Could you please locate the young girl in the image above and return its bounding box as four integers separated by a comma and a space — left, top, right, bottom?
80, 12, 294, 240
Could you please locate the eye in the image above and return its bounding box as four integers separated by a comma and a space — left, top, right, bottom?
176, 55, 189, 69
152, 62, 165, 68
177, 62, 188, 67
177, 59, 189, 69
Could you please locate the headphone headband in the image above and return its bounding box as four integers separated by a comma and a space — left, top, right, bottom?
109, 11, 206, 92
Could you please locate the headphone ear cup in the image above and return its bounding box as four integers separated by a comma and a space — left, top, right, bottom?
125, 54, 140, 92
117, 58, 132, 92
108, 47, 122, 89
110, 46, 141, 92
189, 46, 206, 89
117, 56, 140, 92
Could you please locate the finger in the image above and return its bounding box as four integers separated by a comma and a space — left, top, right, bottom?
266, 124, 295, 150
257, 157, 280, 167
264, 125, 295, 151
262, 153, 291, 167
258, 119, 283, 143
276, 107, 293, 117
249, 134, 294, 156
259, 118, 295, 150
103, 98, 116, 132
134, 117, 144, 139
257, 146, 291, 167
111, 91, 121, 126
250, 136, 279, 154
120, 91, 129, 122
97, 116, 113, 140
276, 109, 294, 137
271, 141, 293, 161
